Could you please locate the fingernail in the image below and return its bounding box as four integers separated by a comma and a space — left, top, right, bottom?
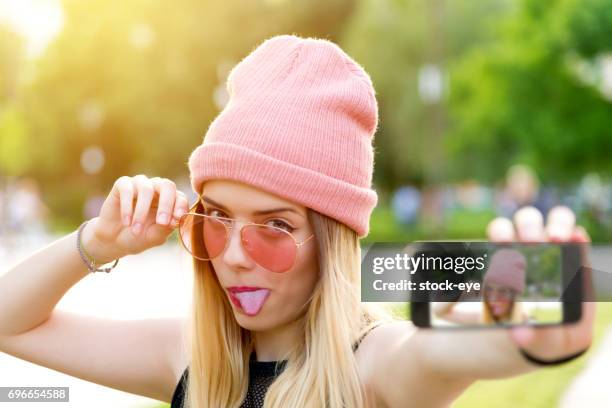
157, 213, 168, 225
123, 216, 131, 227
132, 222, 142, 235
174, 211, 185, 220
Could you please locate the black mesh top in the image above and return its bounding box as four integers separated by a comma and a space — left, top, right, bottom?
170, 323, 381, 408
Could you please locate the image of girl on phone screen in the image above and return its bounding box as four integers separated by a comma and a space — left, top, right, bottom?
433, 249, 529, 326
482, 249, 528, 324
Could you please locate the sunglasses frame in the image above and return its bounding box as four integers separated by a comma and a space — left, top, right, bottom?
483, 285, 517, 300
177, 194, 315, 268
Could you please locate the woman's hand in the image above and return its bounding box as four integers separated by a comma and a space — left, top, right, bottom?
365, 204, 596, 407
487, 205, 595, 362
80, 175, 191, 264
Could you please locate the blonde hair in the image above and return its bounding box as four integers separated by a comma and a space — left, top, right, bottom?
183, 204, 393, 408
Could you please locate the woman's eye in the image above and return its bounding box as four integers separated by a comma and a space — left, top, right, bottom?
266, 219, 294, 232
205, 209, 227, 218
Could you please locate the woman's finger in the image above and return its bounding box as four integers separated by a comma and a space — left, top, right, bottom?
513, 206, 546, 242
171, 191, 190, 228
546, 206, 576, 242
572, 225, 591, 243
131, 175, 155, 235
151, 177, 176, 226
115, 176, 135, 227
487, 217, 516, 242
510, 225, 595, 358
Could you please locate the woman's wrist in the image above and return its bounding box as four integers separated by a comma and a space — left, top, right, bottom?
519, 347, 589, 367
79, 218, 122, 265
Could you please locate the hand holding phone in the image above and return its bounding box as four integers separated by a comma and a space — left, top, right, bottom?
410, 205, 593, 366
496, 206, 594, 363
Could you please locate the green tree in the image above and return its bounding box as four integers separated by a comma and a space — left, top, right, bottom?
0, 25, 28, 176
0, 25, 30, 176
20, 0, 357, 226
341, 0, 512, 190
447, 0, 612, 183
0, 106, 29, 176
0, 25, 24, 102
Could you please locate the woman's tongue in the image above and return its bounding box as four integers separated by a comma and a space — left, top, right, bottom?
234, 289, 270, 315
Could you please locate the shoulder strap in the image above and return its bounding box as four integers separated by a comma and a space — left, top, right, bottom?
170, 368, 189, 408
352, 321, 384, 352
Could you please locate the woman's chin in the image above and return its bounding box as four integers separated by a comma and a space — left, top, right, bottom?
492, 309, 510, 318
232, 309, 272, 330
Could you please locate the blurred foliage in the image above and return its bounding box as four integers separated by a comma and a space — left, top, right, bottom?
0, 105, 28, 176
0, 24, 23, 101
341, 0, 514, 187
0, 0, 611, 234
365, 206, 498, 242
447, 0, 612, 183
521, 245, 562, 297
0, 25, 28, 176
7, 0, 357, 225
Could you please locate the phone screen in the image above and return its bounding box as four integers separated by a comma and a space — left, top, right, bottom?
430, 245, 563, 327
404, 242, 583, 328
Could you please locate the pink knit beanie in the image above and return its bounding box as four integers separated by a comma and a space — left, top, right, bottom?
483, 249, 527, 293
188, 34, 379, 237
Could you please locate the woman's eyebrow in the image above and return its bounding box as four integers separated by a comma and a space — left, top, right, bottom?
252, 207, 302, 217
201, 196, 229, 211
201, 195, 304, 217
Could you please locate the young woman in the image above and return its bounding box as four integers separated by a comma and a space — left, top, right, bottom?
0, 35, 594, 408
481, 249, 528, 324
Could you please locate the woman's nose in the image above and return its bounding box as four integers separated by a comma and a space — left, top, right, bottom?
222, 224, 255, 270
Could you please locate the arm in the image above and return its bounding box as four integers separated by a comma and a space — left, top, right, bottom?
0, 312, 187, 402
432, 301, 482, 326
372, 206, 594, 405
0, 175, 190, 402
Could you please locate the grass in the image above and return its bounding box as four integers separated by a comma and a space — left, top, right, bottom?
453, 302, 612, 408
387, 302, 612, 408
364, 206, 495, 243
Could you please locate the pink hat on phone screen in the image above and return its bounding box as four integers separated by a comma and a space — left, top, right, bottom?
483, 249, 527, 293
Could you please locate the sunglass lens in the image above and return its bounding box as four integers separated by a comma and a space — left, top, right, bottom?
203, 215, 228, 259
242, 225, 297, 273
179, 214, 227, 260
178, 213, 197, 256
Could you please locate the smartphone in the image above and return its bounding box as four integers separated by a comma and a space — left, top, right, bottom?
409, 241, 583, 328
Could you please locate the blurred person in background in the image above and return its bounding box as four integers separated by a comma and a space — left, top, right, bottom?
391, 185, 421, 226
6, 177, 49, 242
83, 189, 107, 221
495, 164, 558, 220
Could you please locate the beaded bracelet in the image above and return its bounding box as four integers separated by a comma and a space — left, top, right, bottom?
76, 220, 120, 273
